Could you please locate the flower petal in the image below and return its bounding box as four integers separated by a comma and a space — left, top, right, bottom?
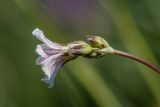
32, 28, 67, 49
41, 55, 62, 77
42, 61, 64, 88
38, 53, 63, 83
40, 44, 62, 55
36, 57, 45, 65
36, 44, 61, 57
41, 56, 65, 88
35, 45, 48, 58
37, 53, 62, 65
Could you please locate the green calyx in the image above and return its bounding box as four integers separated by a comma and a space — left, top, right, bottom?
68, 41, 94, 56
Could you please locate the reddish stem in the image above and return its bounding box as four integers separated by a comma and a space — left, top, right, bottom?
113, 50, 160, 74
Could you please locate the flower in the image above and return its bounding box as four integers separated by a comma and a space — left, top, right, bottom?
32, 28, 76, 88
32, 28, 111, 88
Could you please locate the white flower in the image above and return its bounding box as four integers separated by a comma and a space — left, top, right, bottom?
32, 28, 75, 88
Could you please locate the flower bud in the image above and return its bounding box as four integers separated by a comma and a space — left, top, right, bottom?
68, 41, 93, 56
87, 35, 109, 48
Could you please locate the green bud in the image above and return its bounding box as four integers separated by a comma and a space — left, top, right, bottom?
87, 35, 109, 48
68, 41, 93, 56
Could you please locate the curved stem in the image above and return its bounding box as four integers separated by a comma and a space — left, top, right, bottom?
113, 50, 160, 74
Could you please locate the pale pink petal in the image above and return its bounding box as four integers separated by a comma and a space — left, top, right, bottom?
37, 53, 61, 65
36, 57, 45, 65
42, 60, 64, 88
35, 45, 48, 58
40, 53, 63, 80
41, 44, 61, 55
37, 44, 61, 56
32, 28, 67, 49
48, 62, 64, 88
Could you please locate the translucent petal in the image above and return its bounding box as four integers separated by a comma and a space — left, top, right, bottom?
41, 57, 65, 88
35, 45, 48, 58
36, 44, 61, 57
47, 62, 64, 88
41, 53, 63, 80
36, 57, 45, 65
32, 28, 67, 49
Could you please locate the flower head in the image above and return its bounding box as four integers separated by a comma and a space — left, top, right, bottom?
32, 28, 114, 88
32, 28, 76, 88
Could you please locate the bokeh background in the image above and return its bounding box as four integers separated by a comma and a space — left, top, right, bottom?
0, 0, 160, 107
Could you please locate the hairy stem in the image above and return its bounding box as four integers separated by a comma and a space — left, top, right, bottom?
113, 50, 160, 74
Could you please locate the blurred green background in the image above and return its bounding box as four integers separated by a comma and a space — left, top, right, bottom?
0, 0, 160, 107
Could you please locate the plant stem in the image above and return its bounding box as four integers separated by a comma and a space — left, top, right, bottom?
113, 50, 160, 74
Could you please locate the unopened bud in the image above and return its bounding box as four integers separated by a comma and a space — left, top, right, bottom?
87, 35, 109, 48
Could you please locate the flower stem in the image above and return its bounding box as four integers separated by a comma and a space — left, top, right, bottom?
113, 50, 160, 74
